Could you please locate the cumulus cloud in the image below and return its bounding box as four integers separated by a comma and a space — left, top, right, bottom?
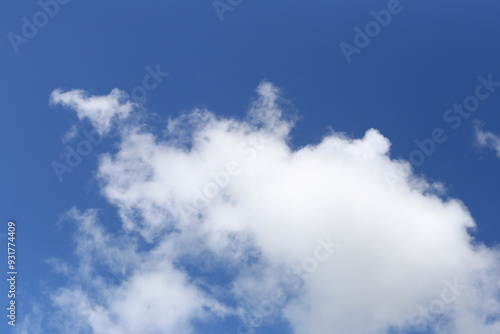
30, 83, 500, 334
51, 88, 136, 135
474, 120, 500, 157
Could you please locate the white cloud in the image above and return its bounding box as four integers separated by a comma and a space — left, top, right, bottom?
474, 120, 500, 157
51, 88, 136, 135
47, 209, 229, 334
61, 124, 79, 143
31, 82, 500, 334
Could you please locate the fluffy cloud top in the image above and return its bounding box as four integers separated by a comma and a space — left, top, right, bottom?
29, 82, 500, 334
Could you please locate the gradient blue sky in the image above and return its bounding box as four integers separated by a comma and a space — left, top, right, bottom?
1, 1, 500, 333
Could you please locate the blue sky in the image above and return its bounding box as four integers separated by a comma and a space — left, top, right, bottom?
1, 1, 500, 333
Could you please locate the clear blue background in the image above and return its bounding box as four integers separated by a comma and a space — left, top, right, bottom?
1, 1, 500, 333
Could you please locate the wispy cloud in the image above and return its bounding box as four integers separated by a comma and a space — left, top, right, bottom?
474, 120, 500, 157
47, 208, 229, 334
50, 88, 136, 135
